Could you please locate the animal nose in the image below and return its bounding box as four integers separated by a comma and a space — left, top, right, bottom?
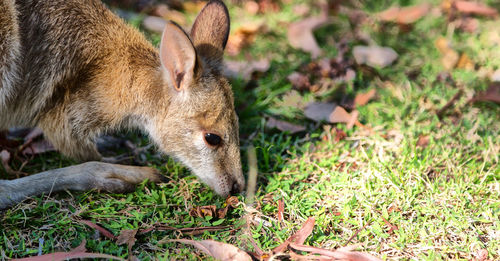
230, 180, 241, 194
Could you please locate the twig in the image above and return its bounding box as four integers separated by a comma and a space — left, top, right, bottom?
436, 89, 463, 120
344, 221, 371, 246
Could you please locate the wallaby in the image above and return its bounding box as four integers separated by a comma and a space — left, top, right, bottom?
0, 0, 245, 209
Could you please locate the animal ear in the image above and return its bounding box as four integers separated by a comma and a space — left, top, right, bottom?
160, 21, 197, 91
190, 0, 230, 66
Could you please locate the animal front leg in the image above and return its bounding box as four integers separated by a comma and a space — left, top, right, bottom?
0, 162, 166, 209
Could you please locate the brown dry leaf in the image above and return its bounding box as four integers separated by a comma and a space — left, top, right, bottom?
469, 83, 500, 104
457, 17, 479, 33
273, 217, 315, 254
289, 243, 382, 261
304, 102, 336, 122
226, 22, 266, 56
288, 14, 329, 58
169, 239, 252, 261
0, 150, 16, 175
223, 59, 270, 81
377, 3, 431, 24
477, 249, 489, 261
190, 205, 217, 218
352, 46, 398, 68
151, 4, 186, 26
116, 229, 138, 250
244, 1, 259, 15
190, 196, 239, 219
266, 117, 306, 134
142, 16, 167, 33
79, 220, 116, 240
14, 240, 125, 261
453, 1, 498, 18
435, 37, 459, 70
182, 1, 206, 14
288, 72, 311, 91
329, 106, 352, 124
354, 89, 377, 107
456, 53, 474, 70
416, 135, 430, 148
22, 139, 55, 155
334, 128, 347, 142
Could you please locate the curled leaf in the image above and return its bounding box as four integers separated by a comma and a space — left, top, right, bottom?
288, 15, 329, 58
169, 239, 252, 261
353, 46, 398, 68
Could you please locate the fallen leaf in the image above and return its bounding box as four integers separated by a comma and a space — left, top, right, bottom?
21, 139, 55, 155
190, 205, 217, 218
190, 196, 239, 219
0, 150, 16, 175
142, 16, 167, 33
266, 117, 306, 134
273, 217, 315, 253
354, 89, 377, 107
223, 59, 270, 81
352, 45, 398, 68
182, 1, 206, 14
453, 1, 498, 18
304, 102, 336, 122
14, 240, 125, 261
477, 249, 489, 261
116, 229, 138, 250
434, 37, 459, 70
491, 69, 500, 82
416, 135, 430, 148
169, 239, 252, 261
244, 1, 259, 15
79, 220, 116, 240
329, 106, 352, 123
151, 4, 186, 26
23, 128, 43, 142
469, 83, 500, 104
334, 128, 347, 142
288, 72, 311, 91
226, 22, 266, 56
377, 3, 431, 24
457, 17, 479, 33
456, 53, 474, 70
288, 14, 329, 58
289, 243, 382, 261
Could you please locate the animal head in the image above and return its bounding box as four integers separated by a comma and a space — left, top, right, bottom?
147, 0, 245, 196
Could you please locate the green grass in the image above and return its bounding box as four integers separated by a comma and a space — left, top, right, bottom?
1, 0, 499, 260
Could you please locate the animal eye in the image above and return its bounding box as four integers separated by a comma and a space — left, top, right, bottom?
204, 133, 222, 147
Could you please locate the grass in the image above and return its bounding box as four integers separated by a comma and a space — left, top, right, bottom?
1, 0, 499, 260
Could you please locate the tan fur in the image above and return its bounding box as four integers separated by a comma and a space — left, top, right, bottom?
0, 0, 244, 209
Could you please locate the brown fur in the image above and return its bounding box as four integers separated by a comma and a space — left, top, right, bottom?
0, 0, 244, 209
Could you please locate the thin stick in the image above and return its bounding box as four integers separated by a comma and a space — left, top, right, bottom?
436, 89, 463, 119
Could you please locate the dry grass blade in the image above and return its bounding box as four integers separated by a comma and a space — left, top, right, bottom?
273, 217, 315, 254
289, 243, 382, 261
79, 220, 116, 240
169, 239, 252, 261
